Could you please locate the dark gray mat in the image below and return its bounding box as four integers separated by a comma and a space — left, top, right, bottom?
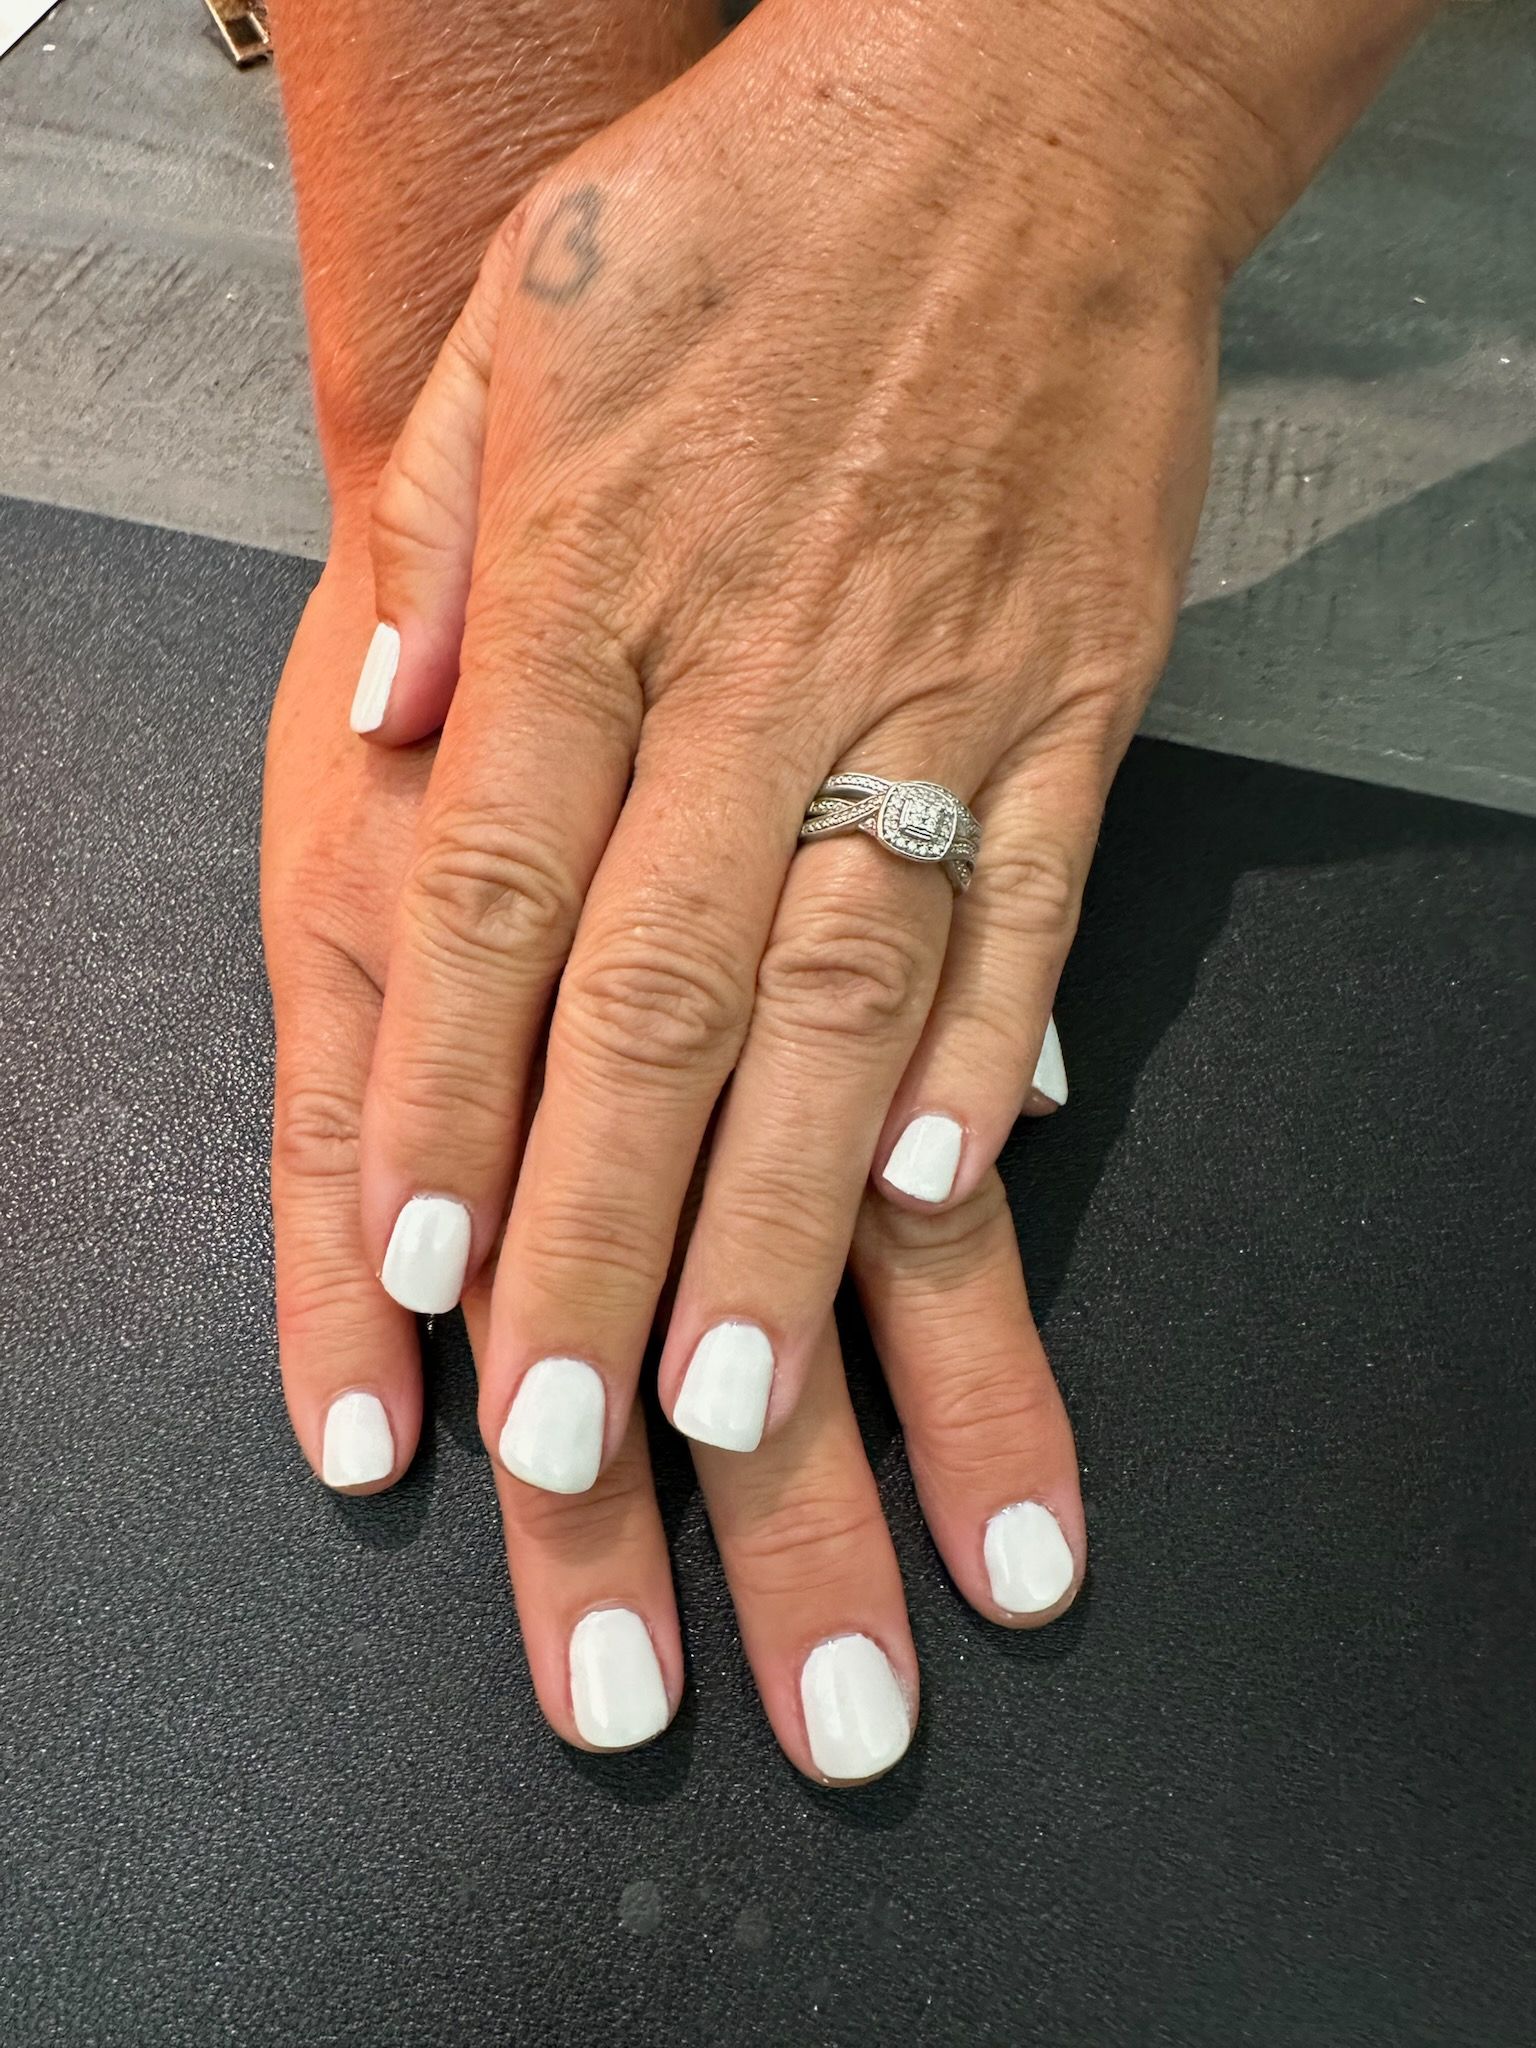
2, 498, 1533, 2046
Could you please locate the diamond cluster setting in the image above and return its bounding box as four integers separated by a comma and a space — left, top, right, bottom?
798, 771, 979, 890
878, 781, 960, 862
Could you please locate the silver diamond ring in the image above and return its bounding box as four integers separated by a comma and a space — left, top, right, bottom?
799, 773, 981, 892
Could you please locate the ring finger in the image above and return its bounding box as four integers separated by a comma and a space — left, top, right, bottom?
694, 1317, 918, 1785
853, 1165, 1084, 1626
460, 1278, 684, 1752
659, 733, 988, 1453
875, 730, 1109, 1211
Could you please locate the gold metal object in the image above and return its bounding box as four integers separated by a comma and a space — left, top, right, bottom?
203, 0, 271, 67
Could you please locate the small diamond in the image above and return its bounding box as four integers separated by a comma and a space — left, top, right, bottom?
899, 794, 946, 842
881, 782, 958, 860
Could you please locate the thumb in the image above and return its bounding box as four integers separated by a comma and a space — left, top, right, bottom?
346, 239, 509, 745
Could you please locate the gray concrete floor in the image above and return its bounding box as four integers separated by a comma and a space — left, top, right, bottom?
1, 0, 1532, 812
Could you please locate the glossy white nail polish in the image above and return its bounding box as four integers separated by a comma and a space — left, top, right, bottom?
672, 1320, 775, 1452
349, 621, 400, 734
379, 1195, 471, 1315
499, 1356, 606, 1494
1031, 1014, 1068, 1106
984, 1501, 1076, 1614
321, 1390, 394, 1489
800, 1634, 912, 1782
882, 1113, 963, 1204
569, 1608, 670, 1750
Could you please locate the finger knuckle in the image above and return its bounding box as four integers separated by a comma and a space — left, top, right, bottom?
978, 839, 1081, 946
516, 1195, 663, 1305
913, 1350, 1063, 1488
274, 874, 379, 981
521, 491, 644, 613
379, 1048, 511, 1173
499, 1456, 650, 1556
912, 996, 1021, 1080
758, 907, 931, 1039
858, 1174, 1008, 1277
272, 1083, 360, 1186
407, 811, 575, 980
463, 549, 632, 692
277, 1253, 377, 1337
710, 1167, 841, 1267
562, 938, 746, 1078
728, 1485, 880, 1605
368, 451, 461, 581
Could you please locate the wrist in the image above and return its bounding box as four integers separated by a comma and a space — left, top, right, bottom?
1020, 0, 1438, 268
270, 0, 720, 504
742, 0, 1432, 281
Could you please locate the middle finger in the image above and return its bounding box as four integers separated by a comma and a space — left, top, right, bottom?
657, 804, 952, 1453
479, 716, 813, 1493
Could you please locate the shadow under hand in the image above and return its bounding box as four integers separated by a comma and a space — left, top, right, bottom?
1020, 429, 1536, 1328
1012, 733, 1513, 1335
564, 1682, 698, 1805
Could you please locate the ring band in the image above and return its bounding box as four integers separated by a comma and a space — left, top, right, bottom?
799, 773, 981, 892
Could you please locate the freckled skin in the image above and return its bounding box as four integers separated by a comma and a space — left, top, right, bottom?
268, 0, 722, 493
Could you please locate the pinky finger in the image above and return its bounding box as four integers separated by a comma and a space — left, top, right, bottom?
270, 951, 422, 1493
344, 234, 515, 745
851, 1168, 1084, 1629
875, 745, 1103, 1212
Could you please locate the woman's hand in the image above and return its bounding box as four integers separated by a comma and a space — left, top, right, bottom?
353, 0, 1245, 1483
267, 0, 1428, 1778
266, 546, 1084, 1785
263, 0, 1084, 1788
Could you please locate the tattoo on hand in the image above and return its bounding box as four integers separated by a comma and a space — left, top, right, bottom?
522, 186, 605, 305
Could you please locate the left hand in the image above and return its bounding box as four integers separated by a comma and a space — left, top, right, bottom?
349, 0, 1262, 1481
262, 0, 1087, 1790
267, 545, 1085, 1784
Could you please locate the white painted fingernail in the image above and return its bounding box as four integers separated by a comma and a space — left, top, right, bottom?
569, 1608, 670, 1750
882, 1113, 963, 1203
1031, 1015, 1068, 1106
349, 621, 400, 733
499, 1356, 606, 1494
672, 1320, 775, 1452
984, 1501, 1076, 1614
800, 1634, 912, 1782
321, 1390, 394, 1489
380, 1195, 471, 1314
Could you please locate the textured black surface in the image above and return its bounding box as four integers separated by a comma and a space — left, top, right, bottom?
1, 498, 1533, 2046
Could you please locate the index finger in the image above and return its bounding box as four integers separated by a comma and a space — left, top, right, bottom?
358, 561, 641, 1321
